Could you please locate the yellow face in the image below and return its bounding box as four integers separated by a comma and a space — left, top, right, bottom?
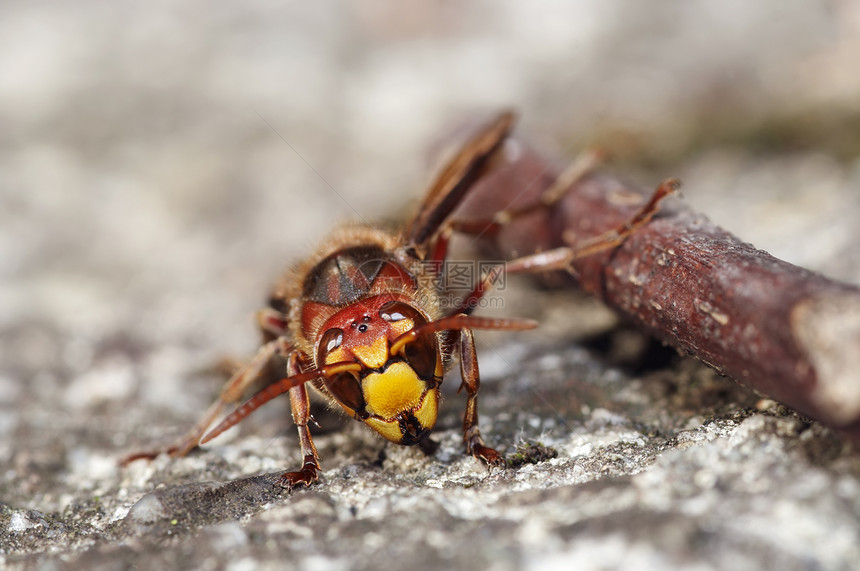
316, 298, 443, 445
362, 362, 440, 444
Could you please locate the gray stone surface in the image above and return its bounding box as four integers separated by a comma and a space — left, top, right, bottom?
2, 2, 860, 570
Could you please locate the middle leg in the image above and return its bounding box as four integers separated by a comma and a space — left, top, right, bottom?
458, 327, 504, 466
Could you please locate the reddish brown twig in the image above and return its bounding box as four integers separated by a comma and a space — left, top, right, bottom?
455, 138, 860, 441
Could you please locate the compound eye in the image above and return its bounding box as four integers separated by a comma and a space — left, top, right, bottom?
316, 328, 366, 413
379, 301, 424, 325
317, 328, 344, 365
379, 302, 437, 379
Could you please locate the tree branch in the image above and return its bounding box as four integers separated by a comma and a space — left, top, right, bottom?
455, 138, 860, 441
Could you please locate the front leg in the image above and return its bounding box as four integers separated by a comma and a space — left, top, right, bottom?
459, 327, 504, 466
277, 352, 321, 490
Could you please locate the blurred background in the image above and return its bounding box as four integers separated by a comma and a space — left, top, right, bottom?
1, 0, 860, 563
2, 2, 859, 359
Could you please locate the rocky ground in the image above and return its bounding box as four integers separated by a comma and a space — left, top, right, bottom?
2, 2, 860, 570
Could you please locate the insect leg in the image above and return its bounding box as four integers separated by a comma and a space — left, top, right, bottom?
405, 111, 515, 248
503, 178, 679, 275
459, 327, 504, 466
277, 352, 321, 490
120, 335, 293, 465
202, 308, 289, 384
203, 308, 289, 383
257, 307, 290, 341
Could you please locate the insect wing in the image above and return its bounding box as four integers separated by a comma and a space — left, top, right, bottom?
404, 111, 515, 248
